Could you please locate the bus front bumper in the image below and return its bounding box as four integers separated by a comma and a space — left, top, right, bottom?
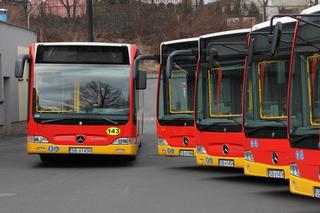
27, 142, 138, 156
157, 145, 195, 157
290, 175, 320, 198
195, 153, 244, 168
244, 160, 290, 179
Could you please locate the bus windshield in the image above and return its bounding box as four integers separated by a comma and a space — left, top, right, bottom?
196, 37, 247, 132
34, 64, 130, 124
244, 24, 295, 138
158, 58, 196, 124
289, 17, 320, 150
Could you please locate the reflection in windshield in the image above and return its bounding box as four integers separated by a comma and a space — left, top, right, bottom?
169, 69, 194, 113
258, 60, 289, 119
80, 80, 127, 112
307, 55, 320, 126
34, 64, 130, 121
158, 58, 196, 122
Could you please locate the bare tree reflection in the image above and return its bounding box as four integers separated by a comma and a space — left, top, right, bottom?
80, 80, 128, 111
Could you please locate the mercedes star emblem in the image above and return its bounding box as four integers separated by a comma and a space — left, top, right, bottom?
272, 152, 279, 165
76, 135, 85, 144
183, 137, 189, 146
223, 144, 229, 155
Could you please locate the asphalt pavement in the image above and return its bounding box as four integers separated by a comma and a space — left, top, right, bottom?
0, 78, 318, 213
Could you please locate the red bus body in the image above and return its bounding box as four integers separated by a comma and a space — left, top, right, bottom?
287, 6, 320, 197
242, 19, 296, 179
20, 43, 144, 161
157, 38, 198, 157
194, 29, 249, 168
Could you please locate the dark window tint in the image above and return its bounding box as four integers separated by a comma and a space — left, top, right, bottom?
36, 45, 130, 64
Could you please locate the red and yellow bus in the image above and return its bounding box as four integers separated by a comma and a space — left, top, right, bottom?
15, 42, 146, 162
156, 38, 199, 157
194, 29, 249, 168
243, 18, 297, 178
286, 9, 320, 197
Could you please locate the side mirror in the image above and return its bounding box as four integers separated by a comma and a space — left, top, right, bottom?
208, 48, 219, 68
136, 70, 147, 90
270, 22, 282, 57
247, 38, 254, 66
15, 54, 29, 79
166, 49, 197, 78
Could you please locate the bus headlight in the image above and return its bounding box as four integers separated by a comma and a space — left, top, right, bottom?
157, 138, 168, 146
244, 151, 254, 162
196, 145, 207, 154
112, 138, 137, 145
290, 164, 301, 177
27, 136, 49, 143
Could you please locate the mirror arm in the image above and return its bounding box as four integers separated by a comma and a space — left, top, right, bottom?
133, 54, 160, 79
166, 49, 198, 78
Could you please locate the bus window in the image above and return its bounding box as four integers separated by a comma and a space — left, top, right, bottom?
258, 60, 289, 119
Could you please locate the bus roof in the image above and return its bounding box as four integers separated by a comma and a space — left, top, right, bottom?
251, 17, 296, 32
36, 42, 132, 47
300, 4, 320, 14
200, 28, 250, 40
251, 5, 320, 32
160, 37, 199, 47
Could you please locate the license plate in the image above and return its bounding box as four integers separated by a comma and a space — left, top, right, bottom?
69, 147, 92, 154
267, 169, 285, 179
314, 187, 320, 198
179, 150, 194, 157
218, 159, 234, 167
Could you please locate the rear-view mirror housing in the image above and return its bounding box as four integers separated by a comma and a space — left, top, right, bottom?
270, 22, 283, 57
136, 70, 147, 90
15, 54, 29, 79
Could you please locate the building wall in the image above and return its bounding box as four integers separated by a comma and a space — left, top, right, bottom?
245, 0, 310, 20
0, 22, 36, 136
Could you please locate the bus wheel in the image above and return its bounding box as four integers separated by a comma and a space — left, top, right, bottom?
40, 154, 54, 162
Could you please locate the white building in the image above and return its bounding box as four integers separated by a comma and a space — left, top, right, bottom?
246, 0, 310, 20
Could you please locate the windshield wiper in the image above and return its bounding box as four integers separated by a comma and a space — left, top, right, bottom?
37, 114, 118, 125
267, 119, 287, 127
86, 113, 118, 125
159, 117, 193, 125
198, 121, 238, 131
225, 117, 242, 126
38, 117, 74, 124
245, 123, 286, 135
